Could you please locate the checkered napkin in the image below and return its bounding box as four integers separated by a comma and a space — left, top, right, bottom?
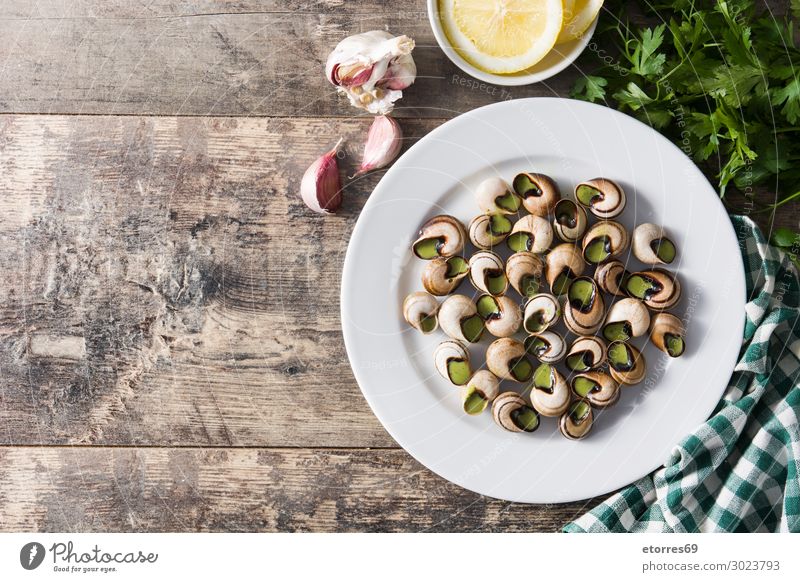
564, 216, 800, 533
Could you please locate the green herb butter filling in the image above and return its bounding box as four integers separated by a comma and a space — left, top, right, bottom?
510, 357, 533, 382
413, 237, 442, 259
570, 400, 591, 422
651, 237, 676, 263
463, 387, 487, 415
511, 406, 539, 431
625, 274, 662, 300
533, 363, 553, 389
447, 359, 471, 386
551, 271, 573, 295
608, 342, 634, 371
507, 232, 532, 252
520, 275, 539, 297
525, 336, 549, 357
419, 315, 437, 333
476, 295, 500, 319
486, 272, 507, 295
567, 352, 591, 372
584, 236, 611, 263
489, 214, 512, 235
665, 333, 685, 357
572, 376, 598, 398
603, 321, 632, 342
460, 315, 484, 343
576, 184, 602, 207
568, 278, 596, 310
512, 174, 542, 198
445, 256, 468, 278
495, 191, 521, 212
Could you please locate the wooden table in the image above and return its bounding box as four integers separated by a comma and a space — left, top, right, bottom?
0, 1, 786, 532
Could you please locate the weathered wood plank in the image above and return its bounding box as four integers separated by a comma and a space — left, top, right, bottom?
0, 1, 418, 18
0, 447, 606, 531
0, 114, 421, 447
0, 3, 566, 117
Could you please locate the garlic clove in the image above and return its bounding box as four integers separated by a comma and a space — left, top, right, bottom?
325, 31, 416, 114
353, 116, 403, 177
300, 138, 344, 214
378, 53, 417, 90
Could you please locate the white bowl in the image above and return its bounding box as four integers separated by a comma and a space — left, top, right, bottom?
427, 0, 597, 86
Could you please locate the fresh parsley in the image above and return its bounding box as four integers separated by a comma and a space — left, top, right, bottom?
571, 0, 800, 231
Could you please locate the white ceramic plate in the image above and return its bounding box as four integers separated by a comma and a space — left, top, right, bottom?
341, 98, 745, 503
427, 0, 598, 86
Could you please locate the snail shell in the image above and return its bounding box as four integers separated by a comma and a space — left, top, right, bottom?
575, 177, 626, 219
468, 213, 513, 249
595, 260, 628, 296
545, 243, 586, 295
507, 215, 554, 254
506, 252, 544, 298
402, 291, 439, 334
607, 341, 647, 385
461, 370, 500, 415
486, 338, 534, 383
524, 331, 566, 364
565, 336, 607, 372
522, 293, 561, 334
434, 340, 472, 386
475, 177, 522, 215
512, 172, 560, 216
530, 363, 571, 417
571, 371, 620, 408
492, 391, 540, 433
421, 256, 468, 296
438, 294, 484, 343
563, 276, 606, 336
469, 250, 508, 296
582, 220, 630, 264
553, 199, 588, 243
625, 268, 682, 310
602, 298, 651, 342
650, 312, 686, 357
411, 215, 466, 259
559, 400, 594, 440
476, 294, 522, 338
633, 223, 677, 265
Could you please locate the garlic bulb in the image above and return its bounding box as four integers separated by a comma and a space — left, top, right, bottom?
353, 115, 403, 177
300, 139, 344, 213
326, 31, 416, 114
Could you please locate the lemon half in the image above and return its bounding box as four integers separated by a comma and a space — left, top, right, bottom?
439, 0, 564, 74
557, 0, 604, 44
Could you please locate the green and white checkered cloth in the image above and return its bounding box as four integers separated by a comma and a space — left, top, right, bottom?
564, 216, 800, 533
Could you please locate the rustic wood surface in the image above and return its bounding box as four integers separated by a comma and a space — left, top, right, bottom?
0, 0, 793, 532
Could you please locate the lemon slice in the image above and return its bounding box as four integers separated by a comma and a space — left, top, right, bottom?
556, 0, 603, 44
439, 0, 564, 74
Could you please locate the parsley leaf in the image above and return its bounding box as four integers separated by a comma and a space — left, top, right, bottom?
571, 75, 608, 102
571, 0, 800, 239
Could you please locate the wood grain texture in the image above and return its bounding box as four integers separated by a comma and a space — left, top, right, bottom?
0, 113, 435, 447
0, 447, 606, 531
0, 1, 567, 117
